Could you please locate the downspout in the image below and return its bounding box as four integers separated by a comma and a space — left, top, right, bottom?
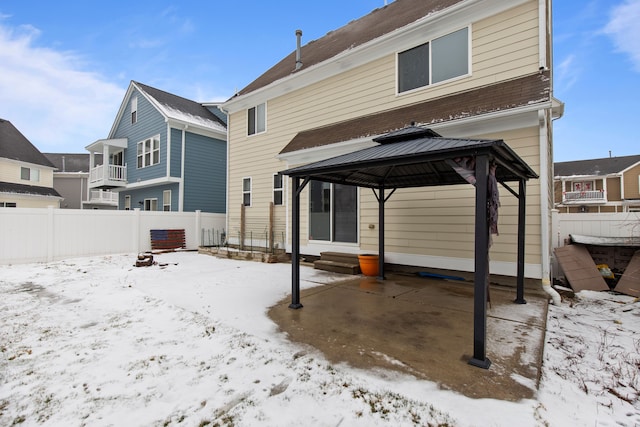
179, 127, 186, 212
539, 110, 561, 305
218, 105, 230, 240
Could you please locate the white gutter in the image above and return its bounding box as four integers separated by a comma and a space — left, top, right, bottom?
539, 109, 561, 305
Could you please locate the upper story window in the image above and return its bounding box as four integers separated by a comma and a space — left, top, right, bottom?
242, 177, 252, 207
248, 103, 266, 135
398, 27, 469, 93
20, 167, 40, 182
131, 96, 138, 124
137, 136, 160, 168
572, 181, 594, 192
273, 172, 283, 206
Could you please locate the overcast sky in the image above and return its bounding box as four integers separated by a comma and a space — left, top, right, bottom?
0, 0, 638, 161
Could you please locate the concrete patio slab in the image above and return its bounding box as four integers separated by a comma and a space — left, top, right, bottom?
268, 272, 548, 401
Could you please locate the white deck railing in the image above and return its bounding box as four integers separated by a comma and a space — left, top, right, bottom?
563, 190, 606, 203
89, 164, 127, 184
89, 190, 119, 204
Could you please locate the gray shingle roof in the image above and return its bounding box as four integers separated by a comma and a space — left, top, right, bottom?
0, 181, 61, 198
0, 119, 56, 168
554, 155, 640, 177
133, 82, 226, 129
44, 153, 102, 173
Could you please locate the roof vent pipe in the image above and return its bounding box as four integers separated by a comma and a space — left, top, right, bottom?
295, 29, 303, 70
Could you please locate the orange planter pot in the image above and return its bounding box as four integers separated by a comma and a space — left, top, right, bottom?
358, 254, 379, 276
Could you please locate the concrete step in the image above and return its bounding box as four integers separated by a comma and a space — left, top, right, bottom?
319, 251, 360, 264
314, 259, 361, 275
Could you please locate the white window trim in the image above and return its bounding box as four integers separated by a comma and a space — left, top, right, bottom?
247, 102, 267, 136
572, 180, 595, 192
144, 198, 158, 211
307, 183, 360, 245
273, 172, 284, 206
20, 166, 40, 182
137, 135, 160, 169
396, 25, 472, 96
124, 195, 131, 210
242, 177, 252, 207
163, 190, 171, 211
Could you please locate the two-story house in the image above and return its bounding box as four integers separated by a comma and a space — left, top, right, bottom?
554, 155, 640, 213
0, 119, 61, 208
221, 0, 563, 281
87, 81, 227, 212
44, 153, 115, 210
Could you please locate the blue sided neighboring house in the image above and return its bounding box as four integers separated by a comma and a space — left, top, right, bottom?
86, 81, 227, 213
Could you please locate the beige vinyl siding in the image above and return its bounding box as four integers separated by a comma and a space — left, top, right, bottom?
623, 164, 640, 199
226, 1, 545, 267
607, 177, 622, 201
0, 196, 57, 208
357, 127, 542, 265
239, 1, 541, 141
0, 159, 54, 187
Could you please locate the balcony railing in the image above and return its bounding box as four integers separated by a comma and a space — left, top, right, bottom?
563, 190, 606, 204
89, 164, 127, 185
88, 190, 119, 205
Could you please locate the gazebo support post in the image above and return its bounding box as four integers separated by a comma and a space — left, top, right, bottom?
378, 185, 386, 279
469, 154, 491, 369
289, 176, 303, 309
515, 179, 527, 304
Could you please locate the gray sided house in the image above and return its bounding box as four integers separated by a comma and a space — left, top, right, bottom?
86, 81, 227, 213
44, 153, 111, 209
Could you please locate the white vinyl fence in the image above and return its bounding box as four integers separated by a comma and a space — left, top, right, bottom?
0, 208, 226, 265
551, 210, 640, 280
552, 211, 640, 249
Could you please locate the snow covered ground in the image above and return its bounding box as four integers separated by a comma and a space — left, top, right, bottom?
0, 252, 638, 426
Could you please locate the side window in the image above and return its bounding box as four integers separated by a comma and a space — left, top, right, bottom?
163, 190, 171, 211
20, 167, 39, 182
144, 198, 158, 211
137, 136, 160, 168
242, 177, 252, 207
247, 103, 266, 135
273, 173, 283, 206
398, 27, 469, 93
124, 195, 131, 210
131, 96, 138, 124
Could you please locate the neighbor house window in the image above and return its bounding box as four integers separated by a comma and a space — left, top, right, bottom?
20, 167, 40, 182
247, 103, 266, 135
124, 195, 131, 210
0, 202, 17, 207
137, 135, 160, 168
398, 27, 469, 93
242, 177, 252, 206
131, 96, 138, 124
273, 172, 283, 206
573, 181, 594, 192
163, 190, 171, 211
144, 198, 157, 211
